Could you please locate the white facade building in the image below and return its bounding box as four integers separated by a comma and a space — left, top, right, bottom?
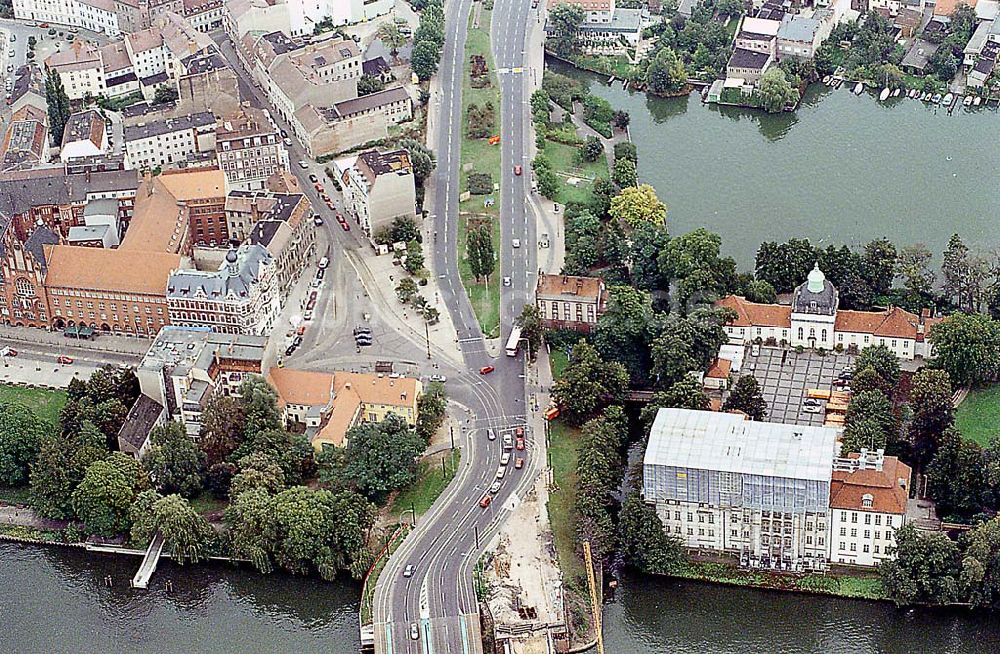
644, 409, 839, 571
215, 107, 289, 191
13, 0, 122, 36
123, 111, 217, 170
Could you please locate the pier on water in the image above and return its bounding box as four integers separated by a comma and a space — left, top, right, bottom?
131, 532, 165, 589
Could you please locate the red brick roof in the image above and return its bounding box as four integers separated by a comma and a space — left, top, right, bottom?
706, 358, 731, 379
829, 455, 911, 515
834, 306, 921, 339
716, 295, 791, 328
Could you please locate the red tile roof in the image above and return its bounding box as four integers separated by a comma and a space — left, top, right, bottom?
706, 358, 732, 379
829, 455, 911, 515
834, 306, 920, 339
716, 295, 791, 328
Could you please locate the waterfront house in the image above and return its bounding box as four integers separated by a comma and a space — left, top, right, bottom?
901, 39, 940, 74
715, 265, 939, 360
726, 48, 773, 85
535, 273, 608, 333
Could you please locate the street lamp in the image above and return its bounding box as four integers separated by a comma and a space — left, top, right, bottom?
400, 502, 417, 527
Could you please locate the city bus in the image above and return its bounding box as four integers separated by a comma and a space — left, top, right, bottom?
505, 325, 522, 357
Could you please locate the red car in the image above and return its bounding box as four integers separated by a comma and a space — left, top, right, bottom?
514, 426, 524, 437
513, 165, 523, 176
325, 200, 336, 210
313, 183, 324, 193
479, 495, 492, 508
515, 436, 525, 451
515, 457, 524, 470
479, 365, 495, 375
338, 217, 350, 231
57, 356, 74, 364
320, 193, 330, 202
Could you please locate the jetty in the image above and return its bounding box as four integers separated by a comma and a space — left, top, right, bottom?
131, 531, 165, 589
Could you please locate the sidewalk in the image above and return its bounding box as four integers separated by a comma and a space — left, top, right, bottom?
0, 325, 150, 357
0, 504, 69, 530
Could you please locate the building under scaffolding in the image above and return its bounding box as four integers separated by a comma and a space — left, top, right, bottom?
643, 409, 839, 571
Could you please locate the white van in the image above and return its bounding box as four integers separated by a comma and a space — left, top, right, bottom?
318, 256, 329, 269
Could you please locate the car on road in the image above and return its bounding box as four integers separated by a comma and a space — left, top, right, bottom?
6, 65, 12, 73
489, 480, 502, 493
57, 356, 73, 364
283, 137, 292, 146
410, 623, 419, 640
487, 428, 496, 441
496, 466, 507, 480
354, 326, 372, 336
296, 326, 306, 336
337, 216, 350, 231
500, 451, 510, 466
308, 174, 318, 183
355, 337, 372, 347
298, 160, 308, 169
313, 216, 324, 226
318, 256, 329, 269
479, 365, 495, 375
429, 374, 447, 383
513, 164, 522, 176
303, 310, 313, 321
515, 457, 524, 469
502, 434, 513, 450
280, 129, 288, 138
48, 28, 56, 35
310, 278, 322, 288
314, 182, 324, 192
284, 345, 297, 357
512, 239, 520, 248
515, 435, 525, 451
503, 276, 511, 287
403, 564, 415, 578
292, 336, 303, 348
0, 347, 17, 357
320, 193, 331, 203
515, 426, 524, 437
316, 268, 326, 280
479, 495, 492, 508
325, 199, 336, 210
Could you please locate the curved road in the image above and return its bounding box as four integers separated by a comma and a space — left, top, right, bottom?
371, 0, 536, 650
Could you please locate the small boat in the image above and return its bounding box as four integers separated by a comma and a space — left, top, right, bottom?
910, 89, 919, 98
908, 89, 916, 98
932, 93, 942, 104
974, 96, 982, 106
879, 87, 891, 102
853, 82, 864, 95
943, 92, 954, 105
964, 95, 973, 106
822, 75, 831, 85
893, 88, 901, 97
921, 92, 930, 101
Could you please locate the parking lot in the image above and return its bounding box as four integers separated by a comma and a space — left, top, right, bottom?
735, 346, 855, 426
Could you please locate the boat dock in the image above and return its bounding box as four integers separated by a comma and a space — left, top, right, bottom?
131, 531, 165, 589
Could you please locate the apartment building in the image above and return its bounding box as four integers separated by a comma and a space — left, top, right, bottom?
225, 0, 393, 41
60, 110, 108, 162
123, 111, 217, 170
535, 273, 608, 333
644, 409, 838, 571
239, 191, 317, 297
182, 0, 224, 31
14, 0, 122, 36
44, 41, 106, 101
0, 104, 49, 172
166, 244, 281, 336
215, 107, 289, 191
339, 149, 416, 241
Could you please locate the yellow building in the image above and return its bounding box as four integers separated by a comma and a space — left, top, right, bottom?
267, 367, 422, 451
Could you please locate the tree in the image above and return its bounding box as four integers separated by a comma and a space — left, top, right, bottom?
415, 382, 447, 443
618, 491, 685, 574
896, 243, 936, 301
612, 109, 630, 129
745, 280, 776, 304
926, 428, 988, 520
929, 312, 1000, 386
658, 228, 736, 308
755, 239, 817, 293
233, 428, 314, 486
908, 369, 954, 466
639, 376, 709, 429
72, 453, 149, 536
343, 414, 424, 503
928, 46, 958, 82
942, 233, 970, 308
230, 451, 286, 497
404, 239, 425, 274
0, 402, 52, 486
238, 376, 284, 437
841, 390, 897, 454
757, 68, 798, 113
960, 516, 1000, 609
130, 491, 214, 563
613, 140, 637, 164
225, 488, 275, 574
515, 304, 543, 357
723, 376, 767, 420
850, 366, 890, 397
398, 139, 436, 186
580, 136, 604, 163
629, 221, 670, 291
153, 85, 179, 104
609, 184, 667, 228
880, 524, 964, 606
45, 68, 71, 143
377, 22, 407, 58
547, 4, 585, 56
575, 407, 628, 557
396, 276, 419, 304
205, 461, 238, 499
411, 39, 440, 80
854, 344, 900, 389
594, 285, 656, 383
467, 223, 495, 282
645, 46, 687, 95
862, 238, 898, 297
357, 74, 386, 96
552, 339, 629, 426
611, 157, 638, 188
143, 422, 205, 498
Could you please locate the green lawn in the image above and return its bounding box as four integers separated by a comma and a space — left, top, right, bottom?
547, 419, 584, 582
457, 9, 502, 338
956, 386, 1000, 446
549, 349, 569, 381
391, 449, 461, 519
0, 384, 66, 425
541, 139, 608, 207
189, 494, 228, 516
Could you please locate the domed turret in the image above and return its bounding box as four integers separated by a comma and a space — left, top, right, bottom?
792, 264, 838, 316
806, 264, 826, 293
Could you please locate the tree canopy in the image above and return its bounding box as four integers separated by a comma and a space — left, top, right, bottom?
609, 184, 667, 229
552, 339, 629, 426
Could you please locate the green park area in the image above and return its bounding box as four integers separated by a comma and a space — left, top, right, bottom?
540, 138, 609, 207
0, 384, 66, 426
390, 449, 461, 519
955, 386, 1000, 446
458, 8, 502, 338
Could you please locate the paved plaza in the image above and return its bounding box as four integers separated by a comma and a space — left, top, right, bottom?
735, 346, 855, 426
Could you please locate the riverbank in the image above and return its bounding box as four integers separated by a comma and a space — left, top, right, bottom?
667, 560, 886, 601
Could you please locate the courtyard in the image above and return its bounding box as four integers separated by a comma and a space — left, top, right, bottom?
734, 346, 855, 426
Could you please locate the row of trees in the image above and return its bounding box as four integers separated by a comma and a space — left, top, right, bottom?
411, 0, 445, 81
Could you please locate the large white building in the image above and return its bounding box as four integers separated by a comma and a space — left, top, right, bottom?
643, 409, 914, 570
14, 0, 122, 36
225, 0, 393, 40
716, 265, 939, 360
643, 408, 838, 572
123, 111, 217, 170
338, 148, 416, 242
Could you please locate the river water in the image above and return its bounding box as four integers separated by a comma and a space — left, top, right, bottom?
548, 60, 1000, 267
6, 541, 1000, 653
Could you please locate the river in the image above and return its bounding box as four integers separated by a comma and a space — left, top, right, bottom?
6, 541, 1000, 653
548, 59, 1000, 267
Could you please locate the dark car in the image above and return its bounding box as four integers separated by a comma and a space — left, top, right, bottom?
284, 345, 296, 357
308, 174, 318, 183
292, 336, 303, 347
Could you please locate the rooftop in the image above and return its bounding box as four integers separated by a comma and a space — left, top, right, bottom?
330, 86, 411, 119
728, 47, 772, 71
43, 245, 181, 295
830, 452, 911, 514
644, 408, 838, 482
362, 56, 391, 77
902, 39, 940, 70
140, 326, 266, 379
741, 16, 782, 37
536, 273, 605, 300
122, 167, 227, 253
167, 244, 273, 301
117, 394, 164, 455
62, 110, 105, 148
778, 16, 821, 42
267, 368, 335, 406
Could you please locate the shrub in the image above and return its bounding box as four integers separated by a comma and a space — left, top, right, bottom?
467, 172, 493, 195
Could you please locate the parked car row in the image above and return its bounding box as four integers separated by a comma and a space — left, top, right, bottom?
354, 325, 372, 347
479, 425, 527, 508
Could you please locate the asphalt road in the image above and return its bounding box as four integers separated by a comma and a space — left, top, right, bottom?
371, 0, 537, 649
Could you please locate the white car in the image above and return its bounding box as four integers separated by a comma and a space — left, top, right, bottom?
410, 623, 419, 640
503, 276, 511, 287
512, 239, 521, 248
298, 160, 309, 169
283, 137, 292, 146
429, 374, 447, 383
403, 564, 415, 578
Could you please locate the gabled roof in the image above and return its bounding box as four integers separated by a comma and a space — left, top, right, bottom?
830, 454, 911, 514
267, 368, 335, 406
834, 306, 920, 339
23, 226, 60, 273
716, 295, 791, 328
43, 245, 180, 295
